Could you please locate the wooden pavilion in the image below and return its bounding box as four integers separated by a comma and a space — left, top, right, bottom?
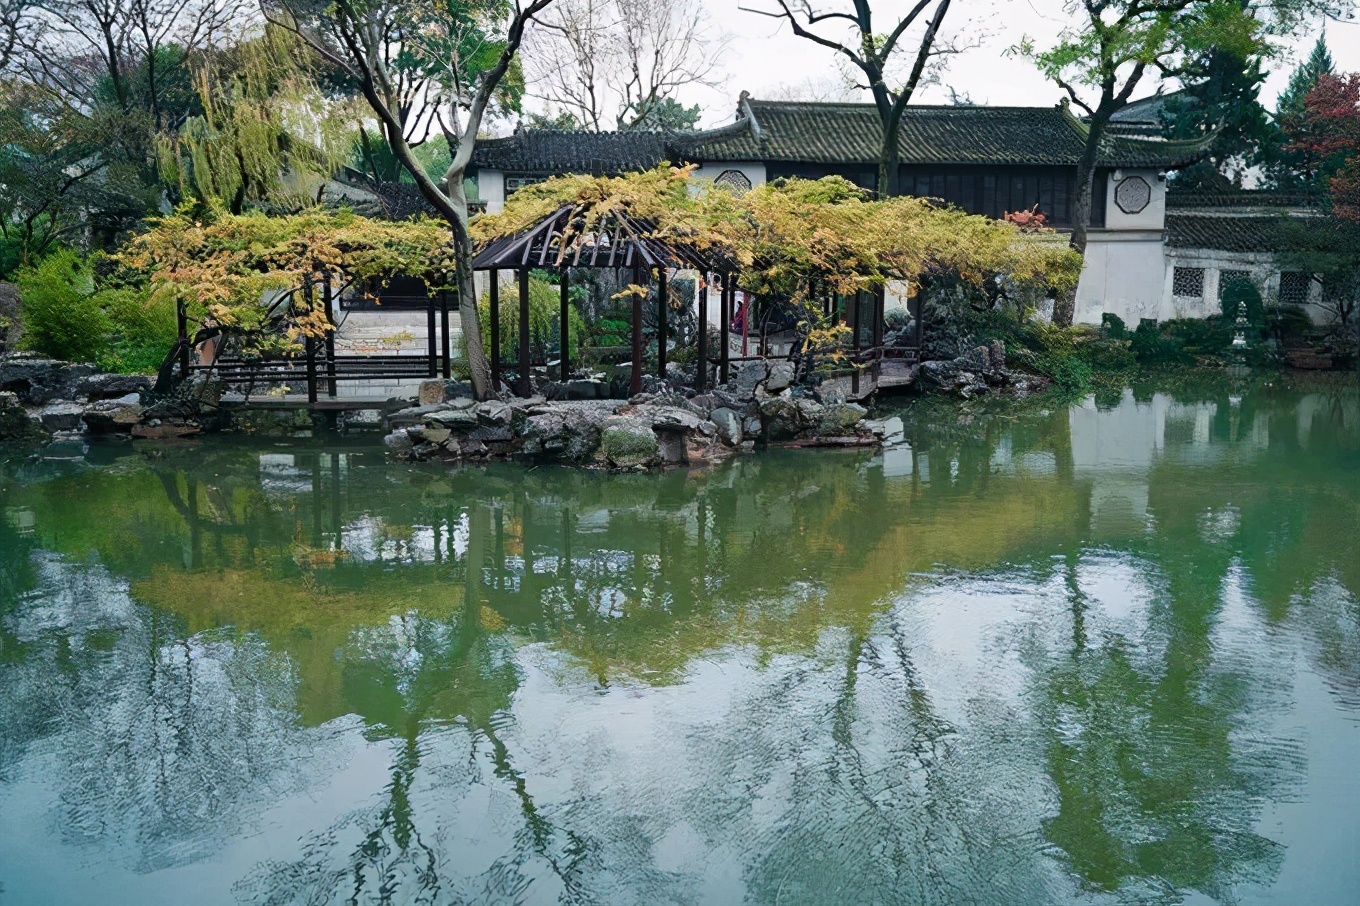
470, 204, 739, 396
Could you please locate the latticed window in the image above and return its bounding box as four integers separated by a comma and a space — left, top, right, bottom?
504, 175, 545, 196
1173, 267, 1204, 298
1279, 271, 1311, 306
714, 169, 753, 195
1218, 269, 1251, 300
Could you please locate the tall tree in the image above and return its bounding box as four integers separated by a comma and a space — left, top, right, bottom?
1271, 35, 1335, 190
749, 0, 956, 198
524, 0, 719, 132
1016, 0, 1349, 325
1162, 48, 1272, 187
1285, 72, 1360, 219
265, 0, 555, 399
1276, 35, 1333, 125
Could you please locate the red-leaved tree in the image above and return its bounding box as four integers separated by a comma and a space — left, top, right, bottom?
1285, 73, 1360, 222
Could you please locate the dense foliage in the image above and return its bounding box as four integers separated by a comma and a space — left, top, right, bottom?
16, 250, 176, 372
119, 209, 455, 349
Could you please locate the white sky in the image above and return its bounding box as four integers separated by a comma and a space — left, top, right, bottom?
554, 0, 1360, 129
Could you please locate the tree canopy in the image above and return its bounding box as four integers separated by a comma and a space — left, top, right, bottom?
472, 165, 1082, 303
119, 208, 455, 346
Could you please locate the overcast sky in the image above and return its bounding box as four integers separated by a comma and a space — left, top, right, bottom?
603, 0, 1360, 129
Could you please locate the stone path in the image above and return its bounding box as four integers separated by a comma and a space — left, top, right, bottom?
331, 310, 462, 400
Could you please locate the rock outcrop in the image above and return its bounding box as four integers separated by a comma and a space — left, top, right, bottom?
382, 386, 883, 470
919, 345, 1049, 399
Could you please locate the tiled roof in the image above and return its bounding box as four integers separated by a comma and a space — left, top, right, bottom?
1164, 214, 1291, 253
471, 130, 671, 174
469, 98, 1210, 175
678, 98, 1210, 169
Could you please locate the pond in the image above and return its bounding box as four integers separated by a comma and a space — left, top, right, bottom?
0, 381, 1356, 905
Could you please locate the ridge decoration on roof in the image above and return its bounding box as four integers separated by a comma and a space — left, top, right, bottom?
680, 97, 1211, 169
472, 94, 1213, 175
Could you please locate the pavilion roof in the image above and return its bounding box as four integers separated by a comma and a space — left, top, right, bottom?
471, 204, 725, 271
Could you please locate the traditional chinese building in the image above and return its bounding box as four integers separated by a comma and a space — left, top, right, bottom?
472, 94, 1332, 327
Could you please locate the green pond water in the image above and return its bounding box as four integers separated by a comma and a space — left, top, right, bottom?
0, 383, 1357, 905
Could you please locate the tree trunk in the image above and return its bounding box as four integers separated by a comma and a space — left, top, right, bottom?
1057, 114, 1109, 327
445, 196, 491, 398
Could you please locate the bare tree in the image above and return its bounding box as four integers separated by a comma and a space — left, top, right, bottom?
265, 0, 556, 399
760, 74, 860, 104
745, 0, 957, 197
525, 0, 721, 132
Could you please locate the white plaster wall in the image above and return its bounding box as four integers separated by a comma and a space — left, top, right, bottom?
1103, 169, 1166, 231
1159, 249, 1333, 323
477, 169, 506, 213
1074, 233, 1167, 325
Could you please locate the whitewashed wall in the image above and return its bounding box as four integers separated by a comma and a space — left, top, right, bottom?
476, 169, 506, 213
1074, 233, 1167, 325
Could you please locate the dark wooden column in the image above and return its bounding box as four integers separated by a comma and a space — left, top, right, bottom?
630, 265, 644, 396
873, 284, 886, 379
489, 270, 501, 391
518, 268, 531, 397
559, 266, 571, 381
657, 268, 668, 377
850, 289, 863, 397
323, 280, 337, 397
719, 273, 731, 385
913, 288, 924, 349
696, 273, 709, 393
426, 289, 438, 378
440, 289, 452, 379
176, 300, 190, 379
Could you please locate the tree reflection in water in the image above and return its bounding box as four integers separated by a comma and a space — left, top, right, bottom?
0, 382, 1355, 904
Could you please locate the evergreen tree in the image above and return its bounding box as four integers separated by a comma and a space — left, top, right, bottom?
1163, 49, 1273, 187
1276, 37, 1334, 124
1270, 36, 1335, 190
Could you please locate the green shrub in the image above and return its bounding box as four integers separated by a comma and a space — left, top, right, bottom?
16, 249, 175, 372
1131, 320, 1189, 365
17, 251, 110, 363
1101, 312, 1127, 338
1219, 275, 1265, 326
463, 276, 588, 365
93, 287, 177, 373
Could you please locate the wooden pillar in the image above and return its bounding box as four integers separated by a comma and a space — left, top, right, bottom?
630, 265, 644, 396
874, 284, 885, 379
719, 273, 731, 385
440, 290, 451, 379
560, 267, 571, 382
518, 268, 531, 397
323, 281, 337, 397
489, 269, 501, 391
850, 290, 862, 397
657, 268, 668, 378
696, 274, 708, 393
176, 301, 190, 379
913, 289, 924, 349
426, 291, 438, 378
305, 335, 318, 404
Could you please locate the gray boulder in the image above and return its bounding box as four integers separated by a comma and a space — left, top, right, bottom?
710, 407, 742, 445
82, 395, 144, 434
764, 360, 796, 393
76, 373, 151, 401
39, 401, 85, 432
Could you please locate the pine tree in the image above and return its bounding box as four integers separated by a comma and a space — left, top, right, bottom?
1271, 37, 1336, 192
1276, 37, 1334, 124
1163, 49, 1273, 187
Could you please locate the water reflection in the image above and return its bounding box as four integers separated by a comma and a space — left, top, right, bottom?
0, 382, 1356, 904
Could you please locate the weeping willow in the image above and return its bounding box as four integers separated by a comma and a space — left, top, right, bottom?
157, 26, 360, 214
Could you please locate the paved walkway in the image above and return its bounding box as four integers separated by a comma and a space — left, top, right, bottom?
331, 310, 462, 399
